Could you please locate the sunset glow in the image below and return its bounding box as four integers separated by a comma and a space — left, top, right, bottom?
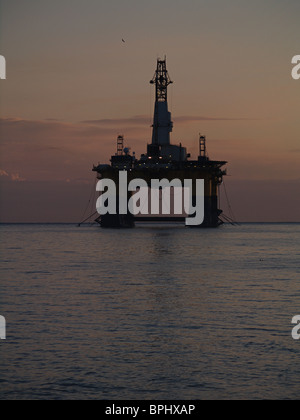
0, 0, 299, 222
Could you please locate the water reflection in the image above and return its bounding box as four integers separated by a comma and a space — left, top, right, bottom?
0, 224, 299, 399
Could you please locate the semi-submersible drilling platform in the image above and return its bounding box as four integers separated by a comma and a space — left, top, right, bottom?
92, 58, 227, 228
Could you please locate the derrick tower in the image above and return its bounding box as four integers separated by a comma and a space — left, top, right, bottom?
150, 57, 173, 146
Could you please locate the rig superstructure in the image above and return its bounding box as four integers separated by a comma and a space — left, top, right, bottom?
92, 57, 227, 228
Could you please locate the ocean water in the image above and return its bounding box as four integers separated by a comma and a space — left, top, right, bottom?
0, 223, 299, 400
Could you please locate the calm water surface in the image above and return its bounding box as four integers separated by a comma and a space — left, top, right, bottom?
0, 223, 299, 400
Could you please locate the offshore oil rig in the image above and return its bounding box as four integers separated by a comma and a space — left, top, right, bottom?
92, 57, 227, 228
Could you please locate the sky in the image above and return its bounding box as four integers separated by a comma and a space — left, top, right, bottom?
0, 0, 299, 222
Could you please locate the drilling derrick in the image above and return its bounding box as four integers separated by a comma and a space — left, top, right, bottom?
148, 58, 186, 162
150, 57, 173, 147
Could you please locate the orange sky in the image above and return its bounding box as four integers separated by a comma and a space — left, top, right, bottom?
0, 0, 299, 222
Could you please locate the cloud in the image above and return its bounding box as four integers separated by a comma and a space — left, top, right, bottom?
0, 169, 9, 177
174, 116, 254, 124
11, 173, 26, 182
81, 115, 150, 126
0, 169, 26, 182
0, 116, 148, 143
0, 117, 143, 182
81, 114, 251, 127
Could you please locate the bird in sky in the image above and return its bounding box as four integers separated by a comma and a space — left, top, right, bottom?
122, 39, 125, 43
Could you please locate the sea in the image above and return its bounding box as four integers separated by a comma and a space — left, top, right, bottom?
0, 223, 299, 400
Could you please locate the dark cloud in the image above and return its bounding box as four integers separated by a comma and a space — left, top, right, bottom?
174, 116, 254, 123
0, 168, 26, 182
0, 117, 149, 182
80, 114, 251, 126
81, 115, 150, 126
